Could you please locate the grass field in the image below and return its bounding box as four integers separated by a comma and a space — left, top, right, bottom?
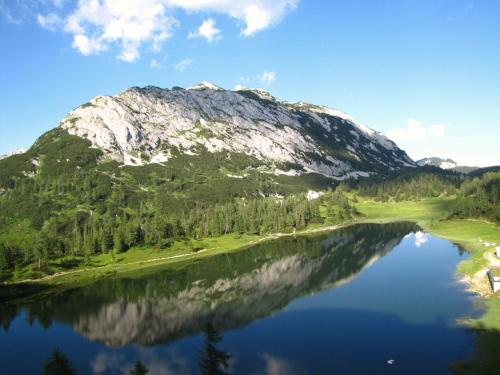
354, 196, 454, 224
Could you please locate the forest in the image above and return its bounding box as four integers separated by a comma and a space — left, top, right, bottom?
0, 128, 497, 281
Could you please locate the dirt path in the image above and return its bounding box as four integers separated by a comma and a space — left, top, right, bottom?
15, 249, 209, 284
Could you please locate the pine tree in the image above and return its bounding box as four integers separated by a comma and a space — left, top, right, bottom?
43, 349, 77, 375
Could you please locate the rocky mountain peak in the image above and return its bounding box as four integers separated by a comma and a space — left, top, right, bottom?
417, 157, 457, 168
58, 83, 415, 179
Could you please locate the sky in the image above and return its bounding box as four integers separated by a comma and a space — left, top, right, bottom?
1, 0, 499, 167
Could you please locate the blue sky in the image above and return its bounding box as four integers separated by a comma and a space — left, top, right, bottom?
1, 0, 499, 166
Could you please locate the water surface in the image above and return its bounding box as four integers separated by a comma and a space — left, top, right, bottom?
0, 223, 479, 374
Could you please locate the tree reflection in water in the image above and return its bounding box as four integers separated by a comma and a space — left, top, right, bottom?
199, 322, 231, 375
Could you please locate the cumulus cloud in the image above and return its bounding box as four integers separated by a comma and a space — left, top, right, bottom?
61, 0, 178, 62
188, 18, 221, 42
32, 0, 297, 61
386, 118, 445, 143
72, 34, 107, 56
168, 0, 298, 36
174, 58, 192, 71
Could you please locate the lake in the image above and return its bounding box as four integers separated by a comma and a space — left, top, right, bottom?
0, 222, 480, 374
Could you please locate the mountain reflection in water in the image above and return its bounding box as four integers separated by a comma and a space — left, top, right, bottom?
1, 222, 418, 348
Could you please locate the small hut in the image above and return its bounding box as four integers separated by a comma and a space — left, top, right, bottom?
488, 268, 500, 293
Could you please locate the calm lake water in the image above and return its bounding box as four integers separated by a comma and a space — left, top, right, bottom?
0, 223, 480, 375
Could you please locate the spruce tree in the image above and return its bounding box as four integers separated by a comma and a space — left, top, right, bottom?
43, 349, 77, 375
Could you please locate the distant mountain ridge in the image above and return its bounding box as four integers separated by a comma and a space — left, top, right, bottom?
416, 157, 478, 174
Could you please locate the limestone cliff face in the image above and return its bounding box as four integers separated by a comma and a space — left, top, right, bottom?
60, 82, 415, 179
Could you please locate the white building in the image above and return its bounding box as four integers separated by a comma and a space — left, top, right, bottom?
496, 247, 500, 258
488, 268, 500, 293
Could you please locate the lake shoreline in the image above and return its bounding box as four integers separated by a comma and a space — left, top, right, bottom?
2, 199, 497, 302
0, 221, 360, 301
354, 198, 500, 375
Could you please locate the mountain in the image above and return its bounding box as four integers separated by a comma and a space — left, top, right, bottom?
0, 83, 417, 276
1, 82, 416, 190
55, 82, 415, 180
416, 157, 478, 174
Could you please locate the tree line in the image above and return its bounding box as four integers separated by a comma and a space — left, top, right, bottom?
0, 192, 324, 277
353, 167, 461, 201
448, 171, 500, 221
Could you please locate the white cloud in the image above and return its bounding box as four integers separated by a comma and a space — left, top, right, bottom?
37, 12, 62, 31
174, 58, 192, 71
61, 0, 178, 62
258, 71, 277, 85
32, 0, 297, 61
168, 0, 298, 36
188, 18, 221, 42
72, 34, 107, 56
235, 84, 246, 90
386, 118, 445, 143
